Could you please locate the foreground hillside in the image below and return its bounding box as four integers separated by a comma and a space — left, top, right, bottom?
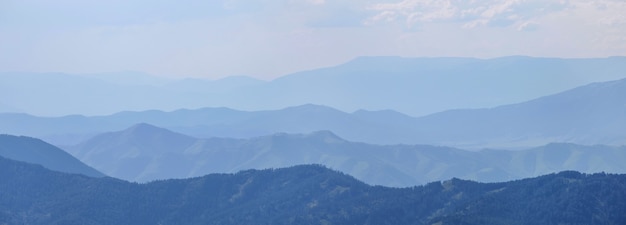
65, 124, 626, 186
1, 156, 624, 225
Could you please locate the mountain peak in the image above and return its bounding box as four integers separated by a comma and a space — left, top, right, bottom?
77, 123, 197, 155
127, 122, 161, 132
121, 123, 193, 140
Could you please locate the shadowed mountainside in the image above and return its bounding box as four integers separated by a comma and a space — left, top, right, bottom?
1, 156, 625, 225
0, 135, 104, 177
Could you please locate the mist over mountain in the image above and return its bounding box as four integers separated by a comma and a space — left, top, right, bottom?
0, 135, 104, 177
0, 101, 20, 113
163, 76, 266, 93
64, 124, 626, 186
2, 76, 625, 148
78, 71, 174, 86
0, 72, 267, 116
2, 56, 625, 117
235, 56, 626, 116
2, 155, 625, 225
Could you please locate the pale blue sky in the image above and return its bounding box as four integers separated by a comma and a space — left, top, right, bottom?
1, 0, 625, 80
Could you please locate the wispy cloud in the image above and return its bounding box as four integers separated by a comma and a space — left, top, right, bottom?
366, 0, 570, 29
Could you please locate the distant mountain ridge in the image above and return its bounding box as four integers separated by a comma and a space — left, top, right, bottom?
1, 156, 625, 225
2, 56, 625, 116
65, 124, 626, 186
2, 76, 625, 148
246, 56, 626, 116
0, 135, 104, 177
0, 72, 265, 116
409, 76, 626, 148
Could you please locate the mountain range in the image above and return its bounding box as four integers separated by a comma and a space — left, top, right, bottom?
2, 56, 625, 117
64, 124, 626, 186
2, 76, 625, 148
1, 155, 624, 225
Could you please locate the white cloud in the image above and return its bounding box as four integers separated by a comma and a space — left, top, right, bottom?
516, 20, 539, 31
366, 0, 569, 29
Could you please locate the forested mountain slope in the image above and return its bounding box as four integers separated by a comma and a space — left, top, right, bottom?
1, 156, 624, 225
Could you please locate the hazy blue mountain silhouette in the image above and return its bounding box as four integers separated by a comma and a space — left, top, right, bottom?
2, 76, 625, 148
234, 56, 626, 116
0, 135, 104, 177
0, 72, 265, 116
1, 155, 625, 224
65, 124, 626, 186
66, 123, 197, 182
409, 76, 626, 148
2, 56, 625, 117
163, 76, 265, 93
0, 104, 389, 146
79, 71, 173, 86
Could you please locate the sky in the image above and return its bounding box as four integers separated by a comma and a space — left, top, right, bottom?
1, 0, 625, 80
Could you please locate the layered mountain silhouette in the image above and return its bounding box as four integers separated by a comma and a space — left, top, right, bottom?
1, 156, 625, 225
2, 56, 625, 117
0, 135, 104, 177
64, 124, 626, 186
66, 123, 197, 181
239, 56, 626, 116
408, 76, 626, 148
0, 72, 265, 116
2, 77, 625, 148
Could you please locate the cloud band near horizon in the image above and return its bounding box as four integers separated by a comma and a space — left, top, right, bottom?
0, 0, 624, 79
